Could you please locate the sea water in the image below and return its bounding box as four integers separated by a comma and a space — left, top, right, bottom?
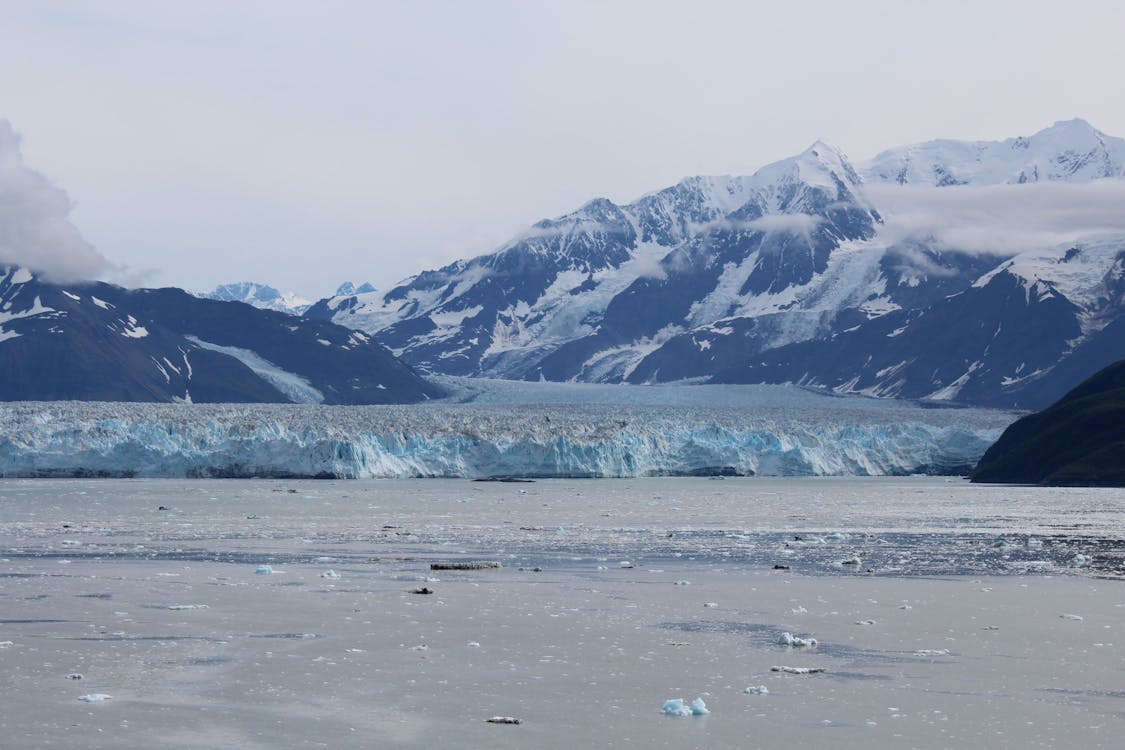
0, 477, 1122, 749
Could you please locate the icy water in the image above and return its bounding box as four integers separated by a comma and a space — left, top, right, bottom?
1, 477, 1123, 749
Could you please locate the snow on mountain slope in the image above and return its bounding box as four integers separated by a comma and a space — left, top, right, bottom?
0, 265, 442, 404
309, 120, 1125, 409
308, 140, 881, 381
862, 119, 1125, 186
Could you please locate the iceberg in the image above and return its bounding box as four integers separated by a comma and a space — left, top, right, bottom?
0, 392, 1013, 479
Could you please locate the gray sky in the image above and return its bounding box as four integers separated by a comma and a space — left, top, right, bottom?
2, 0, 1123, 297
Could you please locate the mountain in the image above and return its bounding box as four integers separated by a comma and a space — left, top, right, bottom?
200, 281, 313, 315
865, 118, 1125, 186
307, 120, 1125, 409
0, 266, 443, 404
972, 359, 1125, 486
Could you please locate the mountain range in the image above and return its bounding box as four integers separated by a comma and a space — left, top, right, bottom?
0, 267, 440, 403
198, 281, 376, 316
306, 119, 1125, 409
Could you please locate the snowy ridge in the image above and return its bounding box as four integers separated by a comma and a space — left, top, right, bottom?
0, 394, 1013, 479
862, 119, 1125, 186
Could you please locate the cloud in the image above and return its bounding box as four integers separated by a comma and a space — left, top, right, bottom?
740, 213, 825, 235
866, 181, 1125, 255
0, 119, 114, 282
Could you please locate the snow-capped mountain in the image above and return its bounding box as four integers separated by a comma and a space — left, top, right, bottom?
864, 118, 1125, 186
200, 281, 313, 315
307, 119, 1125, 409
0, 266, 442, 403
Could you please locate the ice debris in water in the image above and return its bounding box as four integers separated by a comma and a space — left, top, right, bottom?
619, 561, 634, 569
824, 532, 847, 542
744, 685, 769, 695
485, 716, 521, 725
840, 556, 861, 566
321, 570, 340, 578
78, 694, 112, 702
777, 632, 818, 647
1059, 613, 1084, 621
662, 698, 709, 716
771, 666, 826, 674
255, 565, 273, 575
168, 604, 208, 610
1071, 554, 1091, 567
67, 673, 83, 680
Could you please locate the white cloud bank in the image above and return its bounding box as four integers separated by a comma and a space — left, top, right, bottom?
867, 181, 1125, 255
0, 120, 113, 282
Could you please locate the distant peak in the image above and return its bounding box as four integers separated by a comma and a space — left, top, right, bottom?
336, 281, 376, 296
1045, 117, 1098, 132
801, 139, 844, 157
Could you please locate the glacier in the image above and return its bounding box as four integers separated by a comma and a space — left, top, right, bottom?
0, 383, 1015, 479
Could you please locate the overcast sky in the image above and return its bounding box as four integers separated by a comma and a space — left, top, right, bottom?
2, 0, 1123, 297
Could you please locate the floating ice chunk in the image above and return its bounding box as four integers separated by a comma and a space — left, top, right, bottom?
467, 641, 481, 648
255, 565, 273, 575
619, 561, 634, 569
1026, 538, 1043, 549
674, 580, 691, 586
855, 619, 877, 625
167, 604, 209, 610
792, 606, 808, 615
485, 716, 521, 724
67, 673, 84, 680
824, 532, 848, 542
1059, 613, 1084, 621
744, 685, 769, 695
1071, 554, 1091, 567
0, 641, 14, 648
662, 698, 708, 716
771, 666, 826, 674
78, 693, 112, 702
990, 539, 1014, 551
777, 632, 817, 647
898, 603, 913, 610
840, 556, 861, 566
703, 602, 718, 608
321, 570, 340, 578
662, 699, 692, 716
914, 649, 951, 657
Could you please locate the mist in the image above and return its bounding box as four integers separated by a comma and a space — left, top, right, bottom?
0, 120, 113, 283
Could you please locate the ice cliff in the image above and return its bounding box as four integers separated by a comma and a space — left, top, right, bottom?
0, 398, 1013, 479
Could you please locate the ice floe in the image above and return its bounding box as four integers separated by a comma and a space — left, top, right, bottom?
777, 632, 818, 647
771, 666, 826, 674
662, 698, 709, 716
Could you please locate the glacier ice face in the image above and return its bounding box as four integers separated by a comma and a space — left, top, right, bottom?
0, 386, 1014, 479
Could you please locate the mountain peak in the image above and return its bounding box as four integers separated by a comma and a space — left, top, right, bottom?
863, 118, 1125, 186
